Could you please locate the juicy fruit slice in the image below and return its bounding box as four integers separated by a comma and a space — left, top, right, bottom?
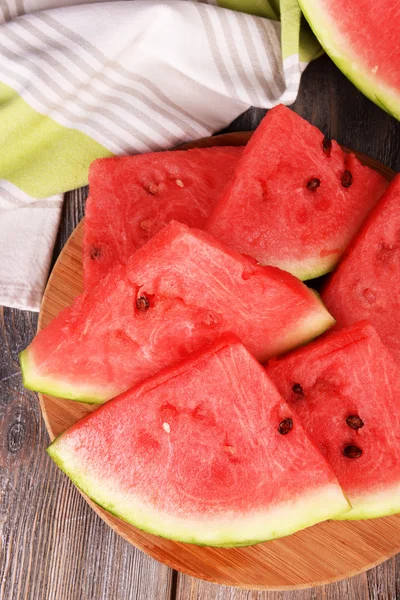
267, 321, 400, 519
83, 146, 243, 289
47, 336, 349, 546
206, 105, 388, 280
322, 175, 400, 364
298, 0, 400, 121
21, 222, 334, 403
21, 222, 334, 402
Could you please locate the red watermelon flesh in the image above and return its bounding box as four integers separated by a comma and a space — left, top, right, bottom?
20, 221, 334, 404
297, 0, 400, 120
206, 105, 388, 280
83, 146, 243, 289
47, 335, 349, 546
267, 321, 400, 519
322, 175, 400, 365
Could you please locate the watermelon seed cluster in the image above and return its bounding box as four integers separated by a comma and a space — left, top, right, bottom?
343, 415, 364, 459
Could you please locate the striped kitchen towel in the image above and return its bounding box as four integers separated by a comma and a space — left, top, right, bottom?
0, 0, 320, 311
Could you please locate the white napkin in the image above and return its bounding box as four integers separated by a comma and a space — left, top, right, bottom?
0, 0, 309, 311
0, 183, 62, 310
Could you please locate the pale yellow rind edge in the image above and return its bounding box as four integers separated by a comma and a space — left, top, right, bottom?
20, 296, 334, 402
48, 439, 350, 547
268, 299, 335, 360
335, 485, 400, 520
19, 348, 109, 404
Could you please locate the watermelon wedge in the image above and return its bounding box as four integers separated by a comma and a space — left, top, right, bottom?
20, 222, 334, 403
322, 175, 400, 364
47, 335, 349, 546
267, 321, 400, 520
83, 146, 243, 289
298, 0, 400, 121
206, 105, 388, 280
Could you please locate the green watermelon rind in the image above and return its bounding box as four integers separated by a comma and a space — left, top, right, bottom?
298, 0, 400, 121
273, 293, 335, 357
47, 438, 350, 547
268, 256, 339, 283
20, 299, 335, 403
334, 488, 400, 521
19, 349, 107, 404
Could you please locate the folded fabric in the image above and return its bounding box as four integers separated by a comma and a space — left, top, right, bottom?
0, 0, 320, 311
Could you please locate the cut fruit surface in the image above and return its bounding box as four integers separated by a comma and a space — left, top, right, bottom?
83, 146, 243, 289
322, 175, 400, 365
21, 222, 334, 403
298, 0, 400, 121
47, 336, 349, 546
206, 105, 388, 279
267, 321, 400, 519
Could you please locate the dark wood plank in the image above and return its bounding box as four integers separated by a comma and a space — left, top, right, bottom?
174, 562, 399, 600
174, 572, 370, 599
0, 186, 173, 600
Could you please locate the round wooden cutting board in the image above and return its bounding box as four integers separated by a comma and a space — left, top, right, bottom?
38, 132, 398, 591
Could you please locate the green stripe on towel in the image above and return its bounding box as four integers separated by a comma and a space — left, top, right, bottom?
0, 82, 112, 198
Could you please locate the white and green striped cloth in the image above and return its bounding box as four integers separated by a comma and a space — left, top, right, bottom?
0, 0, 320, 310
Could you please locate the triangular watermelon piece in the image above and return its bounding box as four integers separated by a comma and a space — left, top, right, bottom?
47, 335, 349, 546
20, 222, 334, 404
267, 321, 400, 519
83, 146, 243, 289
206, 105, 388, 280
322, 175, 400, 364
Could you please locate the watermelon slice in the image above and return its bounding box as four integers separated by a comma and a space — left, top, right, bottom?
47, 335, 349, 546
206, 105, 388, 280
298, 0, 400, 121
83, 146, 243, 289
323, 175, 400, 364
267, 321, 400, 520
20, 222, 334, 404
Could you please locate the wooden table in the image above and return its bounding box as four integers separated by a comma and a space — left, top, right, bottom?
2, 55, 400, 600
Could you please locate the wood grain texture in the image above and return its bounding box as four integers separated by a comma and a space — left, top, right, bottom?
175, 557, 400, 600
37, 134, 398, 591
2, 53, 400, 599
0, 188, 173, 600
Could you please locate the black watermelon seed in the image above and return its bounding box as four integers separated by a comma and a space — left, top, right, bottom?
346, 415, 364, 430
278, 418, 293, 435
90, 247, 101, 260
341, 170, 353, 187
307, 178, 321, 191
343, 445, 362, 459
136, 296, 150, 311
292, 383, 304, 396
322, 137, 332, 157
